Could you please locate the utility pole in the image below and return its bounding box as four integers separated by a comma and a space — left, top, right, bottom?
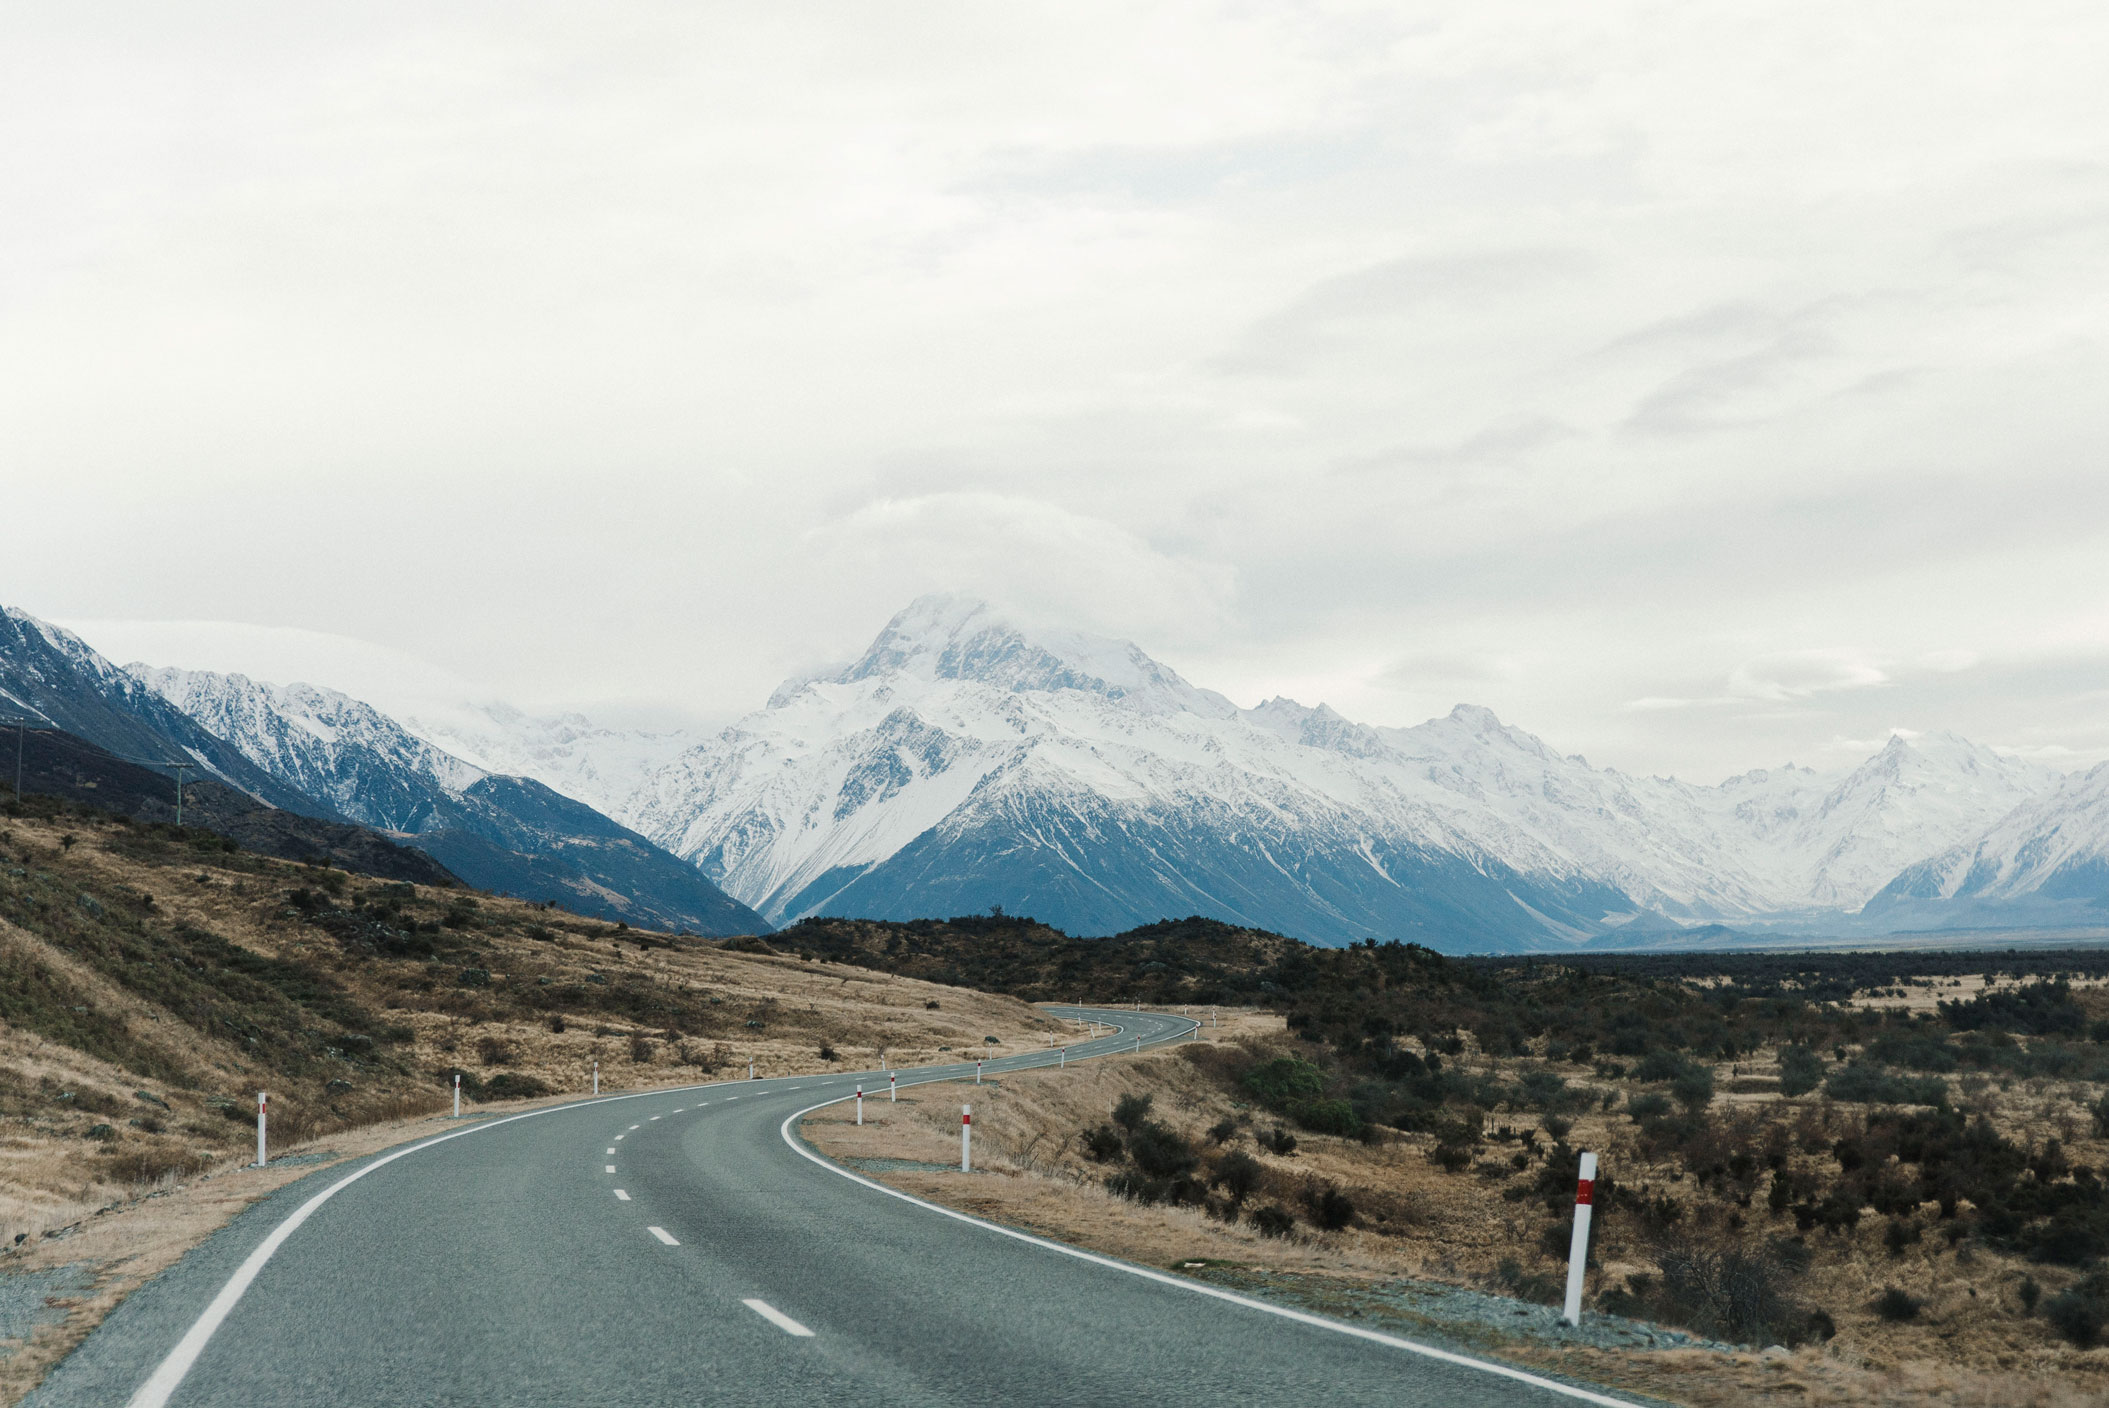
124, 756, 201, 827
2, 716, 36, 804
169, 761, 196, 827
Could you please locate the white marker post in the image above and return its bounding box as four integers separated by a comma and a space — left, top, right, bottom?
1059, 1047, 1066, 1068
592, 1060, 599, 1096
855, 1085, 863, 1126
961, 1104, 972, 1172
1134, 1036, 1141, 1053
975, 1060, 982, 1085
748, 1061, 755, 1080
452, 1073, 461, 1118
255, 1091, 267, 1167
889, 1072, 897, 1102
1562, 1152, 1598, 1327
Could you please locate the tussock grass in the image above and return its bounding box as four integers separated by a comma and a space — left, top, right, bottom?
0, 808, 1061, 1403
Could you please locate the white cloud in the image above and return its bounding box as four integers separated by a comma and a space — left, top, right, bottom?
3, 2, 2107, 780
1726, 651, 1891, 703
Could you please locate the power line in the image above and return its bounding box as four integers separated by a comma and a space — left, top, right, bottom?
0, 716, 204, 825
0, 714, 45, 806
121, 756, 203, 828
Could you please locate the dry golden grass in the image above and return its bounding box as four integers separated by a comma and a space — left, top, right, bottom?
803, 1021, 2109, 1407
0, 810, 1064, 1402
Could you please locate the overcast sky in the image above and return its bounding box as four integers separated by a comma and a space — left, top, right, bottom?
6, 3, 2106, 782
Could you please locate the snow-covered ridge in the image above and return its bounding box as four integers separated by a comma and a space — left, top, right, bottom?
615, 594, 2068, 939
396, 700, 699, 821
129, 666, 486, 828
39, 592, 2076, 948
1877, 761, 2109, 904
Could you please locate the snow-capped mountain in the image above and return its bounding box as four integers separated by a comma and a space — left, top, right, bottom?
133, 666, 485, 830
1, 606, 324, 817
124, 664, 764, 936
622, 595, 2067, 948
392, 701, 698, 822
1865, 761, 2109, 925
21, 590, 2076, 950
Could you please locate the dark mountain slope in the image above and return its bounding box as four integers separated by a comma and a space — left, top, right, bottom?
0, 608, 326, 817
786, 781, 1628, 953
1, 726, 455, 885
416, 776, 767, 936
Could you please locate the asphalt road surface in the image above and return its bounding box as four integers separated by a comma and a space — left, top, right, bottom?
31, 1007, 1635, 1408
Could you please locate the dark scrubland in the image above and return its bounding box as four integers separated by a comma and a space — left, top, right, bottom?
782, 912, 2109, 1374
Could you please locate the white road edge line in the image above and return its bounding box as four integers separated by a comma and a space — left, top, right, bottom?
614, 1190, 630, 1201
742, 1298, 815, 1337
775, 1024, 1637, 1408
122, 1077, 738, 1408
648, 1226, 680, 1246
119, 1010, 1157, 1408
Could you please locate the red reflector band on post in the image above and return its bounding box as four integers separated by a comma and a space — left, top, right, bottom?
1575, 1178, 1594, 1205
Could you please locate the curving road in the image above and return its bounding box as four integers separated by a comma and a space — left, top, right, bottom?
30, 1008, 1634, 1408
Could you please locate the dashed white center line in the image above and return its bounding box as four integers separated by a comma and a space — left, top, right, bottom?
648, 1226, 680, 1246
606, 1147, 615, 1155
649, 1115, 661, 1121
629, 1125, 640, 1131
672, 1108, 684, 1113
613, 1189, 630, 1201
605, 1165, 616, 1174
615, 1135, 625, 1141
727, 1096, 739, 1101
742, 1299, 814, 1337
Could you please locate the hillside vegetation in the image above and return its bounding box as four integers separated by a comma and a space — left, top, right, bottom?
786, 912, 2109, 1399
0, 793, 1060, 1394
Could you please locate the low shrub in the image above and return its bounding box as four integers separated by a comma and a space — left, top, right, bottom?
1825, 1063, 1946, 1106
1080, 1124, 1125, 1162
1249, 1203, 1296, 1238
1112, 1093, 1153, 1130
1626, 1092, 1672, 1123
1126, 1121, 1197, 1180
1212, 1150, 1262, 1203
1648, 1242, 1820, 1345
483, 1073, 553, 1100
1874, 1287, 1921, 1323
1242, 1057, 1325, 1110
1777, 1045, 1824, 1097
1295, 1098, 1363, 1138
1306, 1183, 1356, 1231
2045, 1273, 2109, 1347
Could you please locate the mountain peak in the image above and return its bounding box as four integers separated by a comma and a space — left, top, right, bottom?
1447, 703, 1507, 731
820, 595, 1238, 719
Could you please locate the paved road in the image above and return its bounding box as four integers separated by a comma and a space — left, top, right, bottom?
32, 1008, 1632, 1407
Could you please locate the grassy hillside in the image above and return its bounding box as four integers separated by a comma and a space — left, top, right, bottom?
0, 795, 1062, 1252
